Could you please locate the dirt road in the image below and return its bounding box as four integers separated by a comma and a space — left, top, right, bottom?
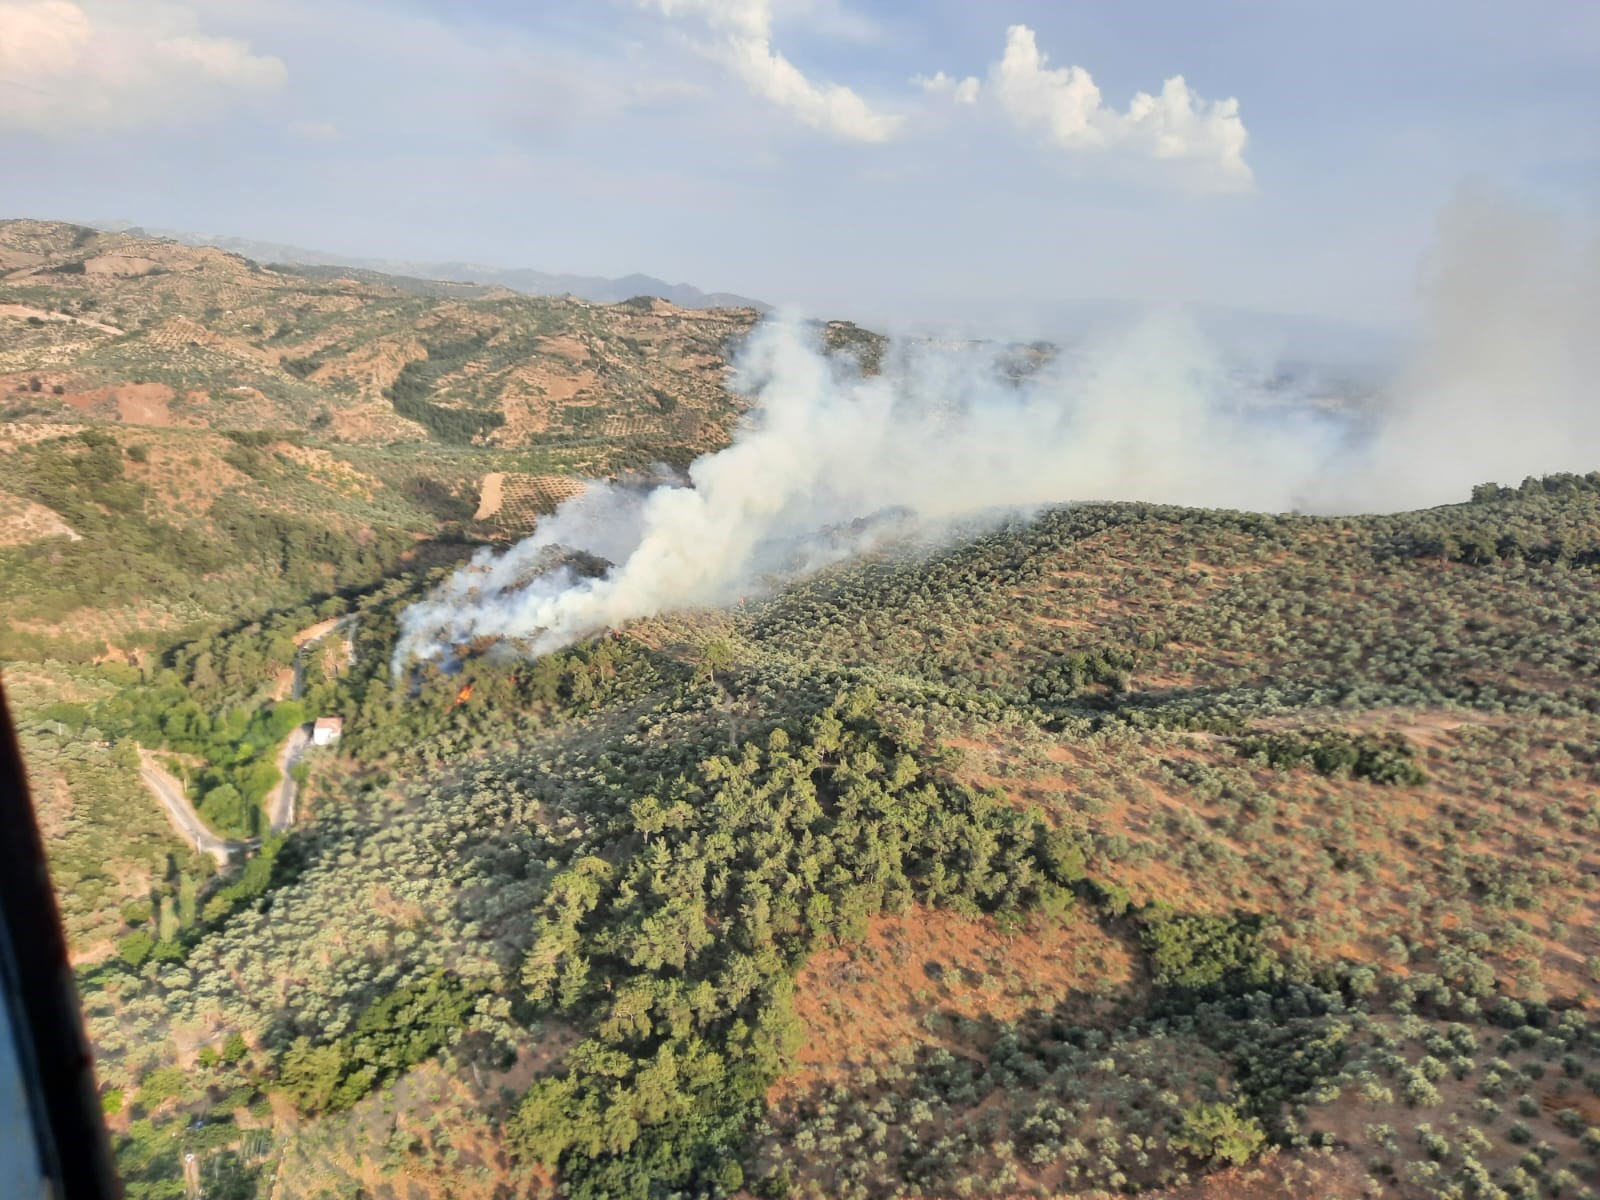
268, 724, 310, 832
291, 614, 356, 700
0, 302, 124, 335
268, 614, 357, 830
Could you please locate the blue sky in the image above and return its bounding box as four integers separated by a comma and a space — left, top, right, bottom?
2, 0, 1596, 330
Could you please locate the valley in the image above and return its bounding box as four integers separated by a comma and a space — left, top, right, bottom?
2, 220, 1598, 1200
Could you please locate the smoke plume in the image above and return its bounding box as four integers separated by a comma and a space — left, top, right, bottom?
1354, 189, 1600, 510
394, 191, 1599, 665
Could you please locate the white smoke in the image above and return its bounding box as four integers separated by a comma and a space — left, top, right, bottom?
394, 191, 1600, 666
1350, 188, 1600, 511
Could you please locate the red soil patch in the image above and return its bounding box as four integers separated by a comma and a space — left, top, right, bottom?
57, 382, 179, 426
116, 384, 175, 425
779, 906, 1138, 1101
1540, 1084, 1600, 1126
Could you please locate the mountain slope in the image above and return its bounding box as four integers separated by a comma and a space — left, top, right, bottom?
1, 220, 759, 453
89, 220, 768, 310
5, 216, 1600, 1200
74, 476, 1600, 1200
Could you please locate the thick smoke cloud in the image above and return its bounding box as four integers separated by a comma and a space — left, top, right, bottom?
1351, 189, 1600, 511
395, 192, 1599, 665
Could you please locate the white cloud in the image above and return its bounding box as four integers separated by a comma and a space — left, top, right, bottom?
641, 0, 901, 142
993, 25, 1251, 189
913, 70, 978, 105
926, 25, 1253, 191
0, 0, 285, 135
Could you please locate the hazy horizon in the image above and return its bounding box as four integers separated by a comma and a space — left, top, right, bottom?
52, 213, 1413, 363
3, 1, 1597, 333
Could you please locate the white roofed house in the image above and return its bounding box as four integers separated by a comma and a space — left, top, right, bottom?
312, 716, 343, 746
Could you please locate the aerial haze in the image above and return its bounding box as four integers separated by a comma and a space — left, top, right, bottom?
4, 5, 1600, 1200
4, 0, 1597, 331
396, 187, 1600, 662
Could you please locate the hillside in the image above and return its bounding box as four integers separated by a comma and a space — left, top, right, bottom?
0, 219, 770, 657
51, 478, 1600, 1200
0, 219, 756, 451
2, 219, 1598, 1200
88, 221, 768, 310
0, 218, 760, 966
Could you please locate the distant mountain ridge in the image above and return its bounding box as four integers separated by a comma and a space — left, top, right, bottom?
87, 221, 767, 311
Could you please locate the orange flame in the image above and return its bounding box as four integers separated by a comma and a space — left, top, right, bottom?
454, 683, 475, 706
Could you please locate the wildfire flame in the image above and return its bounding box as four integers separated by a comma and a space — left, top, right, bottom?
454, 683, 474, 706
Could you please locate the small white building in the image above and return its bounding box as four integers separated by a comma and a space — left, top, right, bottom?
312, 716, 343, 746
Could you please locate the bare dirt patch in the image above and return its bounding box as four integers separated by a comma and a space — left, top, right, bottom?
1120, 1148, 1374, 1199
293, 617, 344, 649
535, 333, 591, 362
116, 383, 175, 426
780, 906, 1138, 1101
474, 471, 505, 520
81, 253, 165, 278
0, 491, 78, 544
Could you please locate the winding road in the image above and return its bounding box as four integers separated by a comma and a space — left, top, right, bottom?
136, 614, 357, 860
268, 724, 310, 832
136, 750, 244, 867
271, 613, 356, 829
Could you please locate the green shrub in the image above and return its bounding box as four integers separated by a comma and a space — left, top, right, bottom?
1169, 1101, 1266, 1166
1234, 729, 1426, 786
1139, 912, 1280, 996
117, 930, 154, 967
135, 1067, 185, 1109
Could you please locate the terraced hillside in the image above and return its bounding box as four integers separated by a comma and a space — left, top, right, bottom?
0, 219, 755, 453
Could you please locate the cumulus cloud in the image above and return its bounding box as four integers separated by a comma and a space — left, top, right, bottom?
923, 24, 1252, 191
0, 0, 285, 134
641, 0, 901, 142
914, 70, 979, 105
